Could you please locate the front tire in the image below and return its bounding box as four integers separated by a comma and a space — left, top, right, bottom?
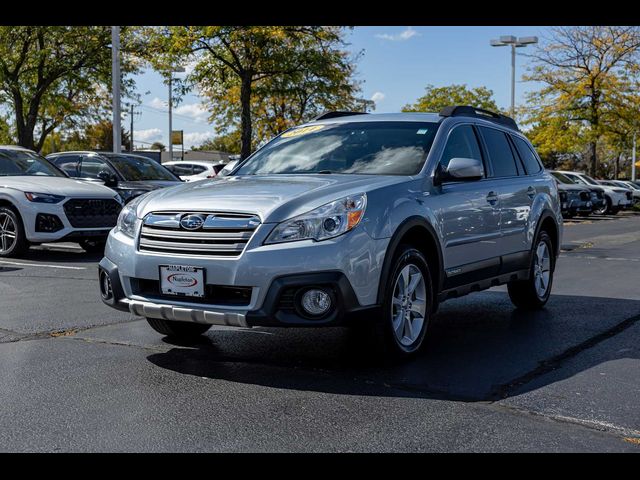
508, 231, 554, 309
0, 206, 29, 257
146, 318, 211, 338
366, 245, 433, 359
595, 197, 611, 215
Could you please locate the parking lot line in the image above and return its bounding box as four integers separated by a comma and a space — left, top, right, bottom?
0, 260, 86, 270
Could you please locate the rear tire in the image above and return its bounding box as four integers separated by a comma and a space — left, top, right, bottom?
364, 244, 433, 360
0, 206, 29, 257
146, 318, 211, 338
508, 231, 554, 310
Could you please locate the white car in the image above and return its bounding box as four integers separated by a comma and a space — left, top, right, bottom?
0, 146, 123, 256
558, 170, 632, 214
162, 161, 225, 182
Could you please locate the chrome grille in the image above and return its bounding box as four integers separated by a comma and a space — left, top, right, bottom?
139, 212, 260, 257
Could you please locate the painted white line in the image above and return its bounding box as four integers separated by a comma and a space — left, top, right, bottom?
0, 259, 86, 270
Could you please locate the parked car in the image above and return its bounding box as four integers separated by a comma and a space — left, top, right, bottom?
217, 160, 238, 177
558, 170, 632, 215
0, 146, 123, 256
99, 106, 562, 358
548, 171, 594, 218
606, 180, 640, 204
46, 151, 182, 204
163, 161, 225, 182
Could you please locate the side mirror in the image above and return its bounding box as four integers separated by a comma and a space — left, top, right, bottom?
441, 157, 484, 183
97, 170, 118, 188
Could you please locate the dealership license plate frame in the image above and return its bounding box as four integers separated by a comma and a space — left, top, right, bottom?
159, 264, 206, 298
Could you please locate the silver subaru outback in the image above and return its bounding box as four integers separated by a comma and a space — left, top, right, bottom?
99, 106, 562, 358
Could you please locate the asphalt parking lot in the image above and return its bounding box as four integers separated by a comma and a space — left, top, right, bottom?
1, 212, 639, 452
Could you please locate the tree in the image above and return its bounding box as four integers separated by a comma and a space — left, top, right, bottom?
522, 26, 640, 176
0, 115, 13, 144
147, 26, 365, 159
41, 120, 131, 154
193, 131, 241, 154
0, 26, 139, 152
402, 84, 499, 113
150, 141, 166, 151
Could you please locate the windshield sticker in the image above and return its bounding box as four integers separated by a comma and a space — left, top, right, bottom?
416, 128, 429, 135
281, 125, 326, 138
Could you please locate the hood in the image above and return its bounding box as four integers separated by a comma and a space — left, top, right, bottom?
137, 174, 408, 222
117, 180, 182, 191
557, 183, 590, 193
1, 176, 118, 198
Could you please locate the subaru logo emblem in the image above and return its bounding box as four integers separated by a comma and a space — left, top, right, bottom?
180, 214, 205, 230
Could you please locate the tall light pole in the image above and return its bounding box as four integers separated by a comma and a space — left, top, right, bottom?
167, 66, 185, 161
490, 35, 538, 118
633, 132, 637, 182
111, 26, 122, 153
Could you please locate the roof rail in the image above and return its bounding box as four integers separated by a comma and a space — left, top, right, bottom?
439, 105, 519, 131
314, 111, 369, 121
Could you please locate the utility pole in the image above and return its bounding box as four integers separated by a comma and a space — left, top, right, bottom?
633, 132, 637, 182
111, 26, 122, 153
168, 74, 173, 161
130, 104, 134, 152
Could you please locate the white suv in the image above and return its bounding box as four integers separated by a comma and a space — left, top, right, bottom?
0, 146, 123, 256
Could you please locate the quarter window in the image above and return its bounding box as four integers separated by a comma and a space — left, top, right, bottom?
440, 125, 483, 171
80, 156, 117, 179
479, 127, 519, 177
512, 136, 542, 174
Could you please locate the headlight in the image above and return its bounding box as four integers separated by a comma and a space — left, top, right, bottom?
265, 193, 367, 244
115, 195, 144, 238
24, 192, 65, 204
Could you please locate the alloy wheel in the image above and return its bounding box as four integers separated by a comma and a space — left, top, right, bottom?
533, 240, 551, 298
391, 264, 427, 347
0, 213, 17, 254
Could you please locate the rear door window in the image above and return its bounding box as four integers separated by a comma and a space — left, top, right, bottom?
512, 136, 542, 174
479, 127, 519, 178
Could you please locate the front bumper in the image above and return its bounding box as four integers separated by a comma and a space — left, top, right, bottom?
99, 257, 379, 327
100, 223, 387, 327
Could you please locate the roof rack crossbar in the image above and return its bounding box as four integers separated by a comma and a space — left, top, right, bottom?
314, 111, 369, 121
439, 105, 519, 131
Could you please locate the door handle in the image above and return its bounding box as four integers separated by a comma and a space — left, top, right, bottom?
526, 186, 536, 199
486, 191, 498, 204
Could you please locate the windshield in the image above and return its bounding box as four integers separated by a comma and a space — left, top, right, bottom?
103, 154, 178, 181
235, 121, 439, 176
0, 149, 65, 177
550, 171, 574, 184
579, 174, 599, 186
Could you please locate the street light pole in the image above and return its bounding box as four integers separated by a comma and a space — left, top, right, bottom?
111, 26, 121, 154
490, 35, 538, 118
168, 74, 173, 162
633, 132, 637, 182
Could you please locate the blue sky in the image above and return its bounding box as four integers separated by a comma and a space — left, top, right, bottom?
130, 26, 548, 149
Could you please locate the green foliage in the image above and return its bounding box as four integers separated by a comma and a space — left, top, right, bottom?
150, 141, 166, 151
0, 26, 140, 151
145, 26, 368, 158
402, 84, 499, 113
521, 26, 640, 176
0, 115, 13, 144
41, 120, 130, 155
193, 131, 241, 154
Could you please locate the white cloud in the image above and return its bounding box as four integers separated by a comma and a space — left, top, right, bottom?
174, 103, 209, 123
371, 92, 385, 103
184, 131, 215, 148
134, 128, 163, 143
148, 97, 166, 109
375, 27, 420, 42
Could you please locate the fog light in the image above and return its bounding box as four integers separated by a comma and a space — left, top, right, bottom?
300, 289, 332, 316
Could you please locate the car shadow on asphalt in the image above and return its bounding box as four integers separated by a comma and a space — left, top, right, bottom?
16, 246, 103, 264
146, 291, 640, 402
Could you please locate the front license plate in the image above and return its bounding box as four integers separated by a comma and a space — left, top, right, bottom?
159, 265, 205, 297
